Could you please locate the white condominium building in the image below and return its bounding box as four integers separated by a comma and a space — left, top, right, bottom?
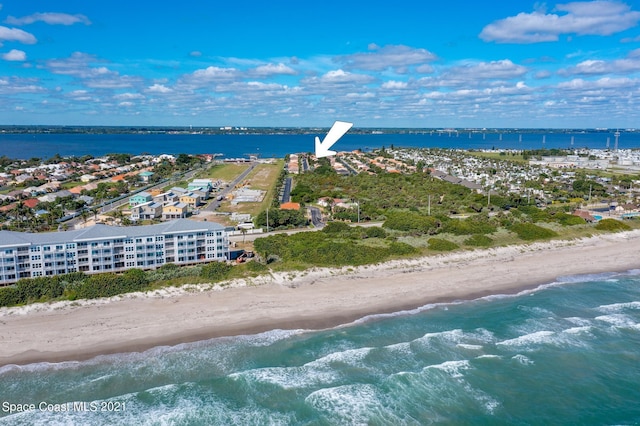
0, 219, 229, 285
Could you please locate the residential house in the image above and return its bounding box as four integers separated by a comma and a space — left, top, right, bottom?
153, 191, 179, 205
162, 202, 189, 220
129, 191, 153, 207
138, 171, 154, 182
192, 189, 209, 201
280, 202, 301, 210
179, 192, 202, 209
188, 179, 214, 192
130, 201, 163, 221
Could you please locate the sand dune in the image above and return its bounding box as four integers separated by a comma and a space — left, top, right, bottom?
2, 231, 640, 366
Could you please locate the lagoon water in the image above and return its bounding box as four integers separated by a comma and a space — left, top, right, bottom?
1, 130, 640, 160
1, 272, 640, 425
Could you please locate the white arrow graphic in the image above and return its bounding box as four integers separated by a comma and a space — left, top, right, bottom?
315, 120, 353, 158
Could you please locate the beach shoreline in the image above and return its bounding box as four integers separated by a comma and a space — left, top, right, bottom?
2, 231, 640, 367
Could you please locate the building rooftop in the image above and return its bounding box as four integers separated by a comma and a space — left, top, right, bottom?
0, 219, 225, 247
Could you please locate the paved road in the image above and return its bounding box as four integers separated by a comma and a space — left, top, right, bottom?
203, 162, 257, 212
281, 177, 292, 203
308, 206, 324, 228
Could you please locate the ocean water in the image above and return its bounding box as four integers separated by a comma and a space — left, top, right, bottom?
1, 131, 639, 159
1, 271, 640, 425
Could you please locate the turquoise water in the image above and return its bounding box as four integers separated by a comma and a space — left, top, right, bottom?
1, 272, 640, 425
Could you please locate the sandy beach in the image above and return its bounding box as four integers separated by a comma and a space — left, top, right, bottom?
2, 230, 640, 366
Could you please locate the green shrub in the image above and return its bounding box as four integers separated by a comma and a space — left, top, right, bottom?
322, 221, 352, 234
509, 223, 558, 240
200, 261, 233, 282
0, 286, 20, 307
383, 211, 439, 235
365, 226, 388, 239
442, 217, 496, 235
557, 213, 586, 226
464, 234, 493, 247
73, 269, 149, 300
388, 241, 418, 255
428, 238, 459, 251
595, 218, 631, 232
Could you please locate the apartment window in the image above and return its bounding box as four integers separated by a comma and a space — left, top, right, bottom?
4, 249, 12, 254
31, 255, 41, 261
43, 246, 51, 251
30, 247, 41, 252
66, 243, 75, 249
56, 245, 63, 250
147, 237, 153, 243
135, 238, 142, 243
156, 236, 164, 241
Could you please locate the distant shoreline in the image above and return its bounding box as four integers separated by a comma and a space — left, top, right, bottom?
2, 230, 640, 367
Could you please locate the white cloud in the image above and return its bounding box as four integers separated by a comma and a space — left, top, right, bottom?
381, 80, 409, 89
181, 66, 239, 88
5, 12, 91, 26
2, 48, 26, 61
560, 49, 640, 75
46, 52, 141, 89
339, 44, 436, 72
249, 62, 296, 77
147, 83, 172, 93
318, 69, 374, 84
114, 92, 145, 100
0, 76, 45, 94
0, 26, 36, 45
480, 1, 640, 43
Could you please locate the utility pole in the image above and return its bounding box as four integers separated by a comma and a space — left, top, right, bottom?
266, 208, 269, 233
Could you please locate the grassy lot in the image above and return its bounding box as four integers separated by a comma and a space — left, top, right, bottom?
200, 163, 249, 182
218, 160, 284, 218
60, 180, 84, 189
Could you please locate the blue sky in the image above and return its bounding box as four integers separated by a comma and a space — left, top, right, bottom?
2, 1, 640, 128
